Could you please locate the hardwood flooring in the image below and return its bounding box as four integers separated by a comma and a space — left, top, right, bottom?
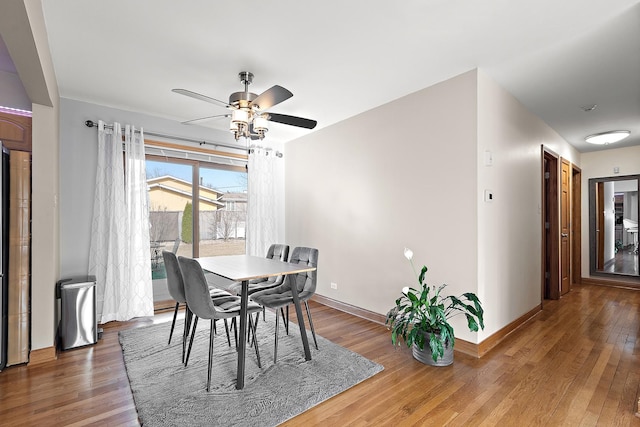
602, 247, 639, 276
1, 283, 640, 426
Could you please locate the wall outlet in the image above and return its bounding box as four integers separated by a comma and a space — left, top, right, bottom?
330, 282, 338, 290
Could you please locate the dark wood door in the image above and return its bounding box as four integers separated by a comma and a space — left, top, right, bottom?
543, 150, 559, 300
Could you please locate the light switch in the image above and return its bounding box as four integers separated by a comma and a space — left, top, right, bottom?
484, 150, 493, 166
484, 190, 494, 202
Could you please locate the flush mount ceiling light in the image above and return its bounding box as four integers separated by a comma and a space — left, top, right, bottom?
584, 130, 630, 145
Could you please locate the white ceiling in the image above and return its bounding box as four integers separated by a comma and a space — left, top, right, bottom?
30, 1, 640, 151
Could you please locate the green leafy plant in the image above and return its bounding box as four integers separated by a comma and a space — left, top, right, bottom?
385, 248, 485, 362
181, 202, 193, 244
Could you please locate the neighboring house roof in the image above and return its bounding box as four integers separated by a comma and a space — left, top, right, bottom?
147, 183, 224, 207
219, 192, 248, 202
148, 175, 224, 196
147, 175, 226, 210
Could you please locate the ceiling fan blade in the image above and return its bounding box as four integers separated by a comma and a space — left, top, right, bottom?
181, 114, 230, 125
251, 85, 293, 110
248, 123, 262, 140
172, 88, 230, 108
267, 113, 317, 129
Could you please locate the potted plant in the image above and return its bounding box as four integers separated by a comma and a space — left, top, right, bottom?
385, 248, 485, 366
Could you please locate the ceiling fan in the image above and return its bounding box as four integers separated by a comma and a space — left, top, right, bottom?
172, 71, 317, 141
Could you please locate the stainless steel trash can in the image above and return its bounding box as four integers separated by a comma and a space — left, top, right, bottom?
57, 276, 97, 350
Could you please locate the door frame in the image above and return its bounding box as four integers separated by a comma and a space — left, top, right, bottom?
571, 165, 582, 285
595, 181, 605, 270
542, 147, 560, 301
560, 158, 571, 295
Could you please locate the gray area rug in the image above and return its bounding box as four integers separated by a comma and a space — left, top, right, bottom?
119, 310, 383, 426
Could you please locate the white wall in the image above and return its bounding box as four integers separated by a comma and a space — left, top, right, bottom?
286, 69, 579, 345
0, 70, 30, 111
59, 97, 286, 278
580, 145, 640, 277
286, 71, 478, 334
476, 70, 578, 340
0, 0, 61, 352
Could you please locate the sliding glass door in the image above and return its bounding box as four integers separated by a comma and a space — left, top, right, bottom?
146, 156, 247, 304
198, 165, 247, 257
147, 159, 193, 277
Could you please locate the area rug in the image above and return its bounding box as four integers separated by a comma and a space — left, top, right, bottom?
119, 310, 383, 426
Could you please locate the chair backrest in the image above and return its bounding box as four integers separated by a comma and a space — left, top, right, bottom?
171, 238, 181, 253
288, 247, 318, 299
267, 244, 289, 262
266, 244, 289, 286
177, 256, 217, 319
163, 250, 187, 304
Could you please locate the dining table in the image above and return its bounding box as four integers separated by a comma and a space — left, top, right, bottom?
196, 254, 317, 390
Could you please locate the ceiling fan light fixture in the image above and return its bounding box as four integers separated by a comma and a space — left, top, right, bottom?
231, 109, 249, 126
253, 115, 269, 140
584, 130, 630, 145
253, 116, 269, 132
175, 71, 317, 143
230, 109, 250, 140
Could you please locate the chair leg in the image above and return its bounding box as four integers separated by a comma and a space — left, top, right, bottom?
231, 318, 238, 349
224, 319, 231, 347
250, 313, 260, 347
249, 314, 262, 368
182, 306, 193, 364
168, 302, 180, 345
206, 319, 215, 392
279, 307, 288, 335
184, 307, 194, 335
286, 305, 290, 334
246, 314, 259, 344
184, 316, 199, 367
304, 301, 319, 350
274, 309, 280, 363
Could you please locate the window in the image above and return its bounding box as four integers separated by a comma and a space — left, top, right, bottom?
146, 155, 247, 302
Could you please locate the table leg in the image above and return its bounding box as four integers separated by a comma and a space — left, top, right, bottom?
289, 274, 312, 361
236, 279, 248, 390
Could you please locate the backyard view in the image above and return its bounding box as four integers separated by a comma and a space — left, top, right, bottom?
146, 158, 247, 283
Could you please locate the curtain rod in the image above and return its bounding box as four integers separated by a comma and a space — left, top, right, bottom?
84, 120, 246, 153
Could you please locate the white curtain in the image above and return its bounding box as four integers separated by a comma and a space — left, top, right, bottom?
89, 121, 154, 322
246, 146, 279, 257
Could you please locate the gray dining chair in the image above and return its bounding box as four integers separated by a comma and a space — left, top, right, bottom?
163, 251, 235, 363
250, 246, 319, 363
227, 244, 290, 296
178, 256, 264, 392
227, 244, 290, 324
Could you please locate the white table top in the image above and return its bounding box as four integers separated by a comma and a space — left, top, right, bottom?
195, 254, 315, 282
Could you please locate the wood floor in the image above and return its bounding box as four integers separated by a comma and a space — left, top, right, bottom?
1, 282, 640, 426
602, 247, 639, 276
